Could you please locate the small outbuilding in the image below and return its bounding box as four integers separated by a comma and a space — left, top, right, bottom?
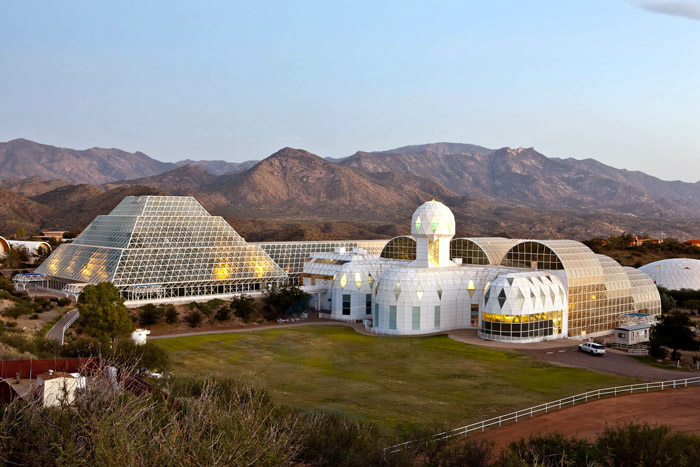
612, 323, 652, 346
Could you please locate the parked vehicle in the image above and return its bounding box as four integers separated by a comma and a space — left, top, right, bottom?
578, 342, 606, 356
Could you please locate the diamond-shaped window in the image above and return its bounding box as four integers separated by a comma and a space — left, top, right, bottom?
437, 282, 443, 300
416, 283, 423, 301
497, 289, 507, 308
430, 216, 438, 233
394, 282, 401, 300
415, 216, 422, 232
355, 272, 362, 290
467, 280, 475, 298
340, 273, 347, 289
368, 273, 374, 289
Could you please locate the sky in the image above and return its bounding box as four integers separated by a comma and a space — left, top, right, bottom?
1, 1, 699, 181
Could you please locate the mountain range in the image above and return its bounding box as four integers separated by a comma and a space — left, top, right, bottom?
1, 138, 699, 241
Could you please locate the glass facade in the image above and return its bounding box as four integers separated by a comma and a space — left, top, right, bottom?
255, 240, 387, 286
449, 238, 518, 265
481, 311, 563, 340
625, 267, 662, 316
380, 236, 417, 261
36, 196, 288, 302
500, 240, 651, 337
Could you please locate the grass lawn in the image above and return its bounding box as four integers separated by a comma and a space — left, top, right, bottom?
155, 325, 637, 435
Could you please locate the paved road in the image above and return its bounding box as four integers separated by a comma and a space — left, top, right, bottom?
46, 309, 80, 344
524, 345, 692, 381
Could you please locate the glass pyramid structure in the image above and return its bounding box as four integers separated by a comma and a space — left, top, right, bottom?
36, 196, 287, 302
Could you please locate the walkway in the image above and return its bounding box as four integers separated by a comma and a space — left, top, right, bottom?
472, 386, 700, 448
149, 319, 363, 340
46, 309, 80, 344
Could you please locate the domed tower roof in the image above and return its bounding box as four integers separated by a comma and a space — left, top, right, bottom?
411, 200, 455, 238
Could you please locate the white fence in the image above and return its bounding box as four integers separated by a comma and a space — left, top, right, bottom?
384, 376, 700, 455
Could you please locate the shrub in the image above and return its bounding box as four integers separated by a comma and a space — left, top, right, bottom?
232, 295, 258, 322
138, 304, 165, 326
164, 305, 179, 324
57, 297, 72, 307
185, 310, 203, 328
263, 286, 310, 320
215, 306, 231, 321
29, 314, 39, 320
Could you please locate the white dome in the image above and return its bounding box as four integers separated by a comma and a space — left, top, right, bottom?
411, 200, 455, 237
639, 258, 700, 291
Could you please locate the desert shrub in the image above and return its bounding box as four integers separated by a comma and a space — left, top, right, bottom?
263, 286, 310, 320
185, 310, 203, 328
110, 340, 170, 376
231, 295, 258, 322
138, 304, 165, 326
597, 423, 700, 467
214, 306, 231, 321
500, 432, 597, 466
0, 375, 301, 466
194, 299, 225, 317
164, 305, 179, 324
57, 297, 72, 307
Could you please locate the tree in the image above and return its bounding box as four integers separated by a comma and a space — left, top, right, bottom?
15, 227, 25, 240
660, 293, 677, 312
651, 310, 699, 360
3, 246, 29, 270
78, 283, 134, 345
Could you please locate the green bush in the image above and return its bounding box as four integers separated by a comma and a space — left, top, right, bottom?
231, 295, 258, 322
138, 304, 165, 326
214, 306, 231, 321
185, 310, 203, 328
164, 305, 179, 324
57, 297, 72, 307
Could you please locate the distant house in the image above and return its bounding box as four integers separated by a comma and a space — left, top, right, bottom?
37, 231, 67, 242
684, 240, 700, 248
630, 237, 664, 247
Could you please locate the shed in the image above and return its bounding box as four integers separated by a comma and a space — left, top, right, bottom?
612, 323, 652, 346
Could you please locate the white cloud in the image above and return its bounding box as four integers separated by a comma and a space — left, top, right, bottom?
629, 0, 700, 21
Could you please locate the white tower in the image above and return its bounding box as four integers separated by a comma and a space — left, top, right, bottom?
410, 200, 456, 268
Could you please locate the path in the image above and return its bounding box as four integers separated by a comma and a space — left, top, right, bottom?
472, 386, 700, 448
46, 309, 79, 344
149, 319, 362, 340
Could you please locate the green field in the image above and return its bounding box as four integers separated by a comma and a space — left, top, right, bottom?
155, 325, 636, 434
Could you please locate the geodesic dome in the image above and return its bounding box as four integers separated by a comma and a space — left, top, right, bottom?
639, 258, 700, 291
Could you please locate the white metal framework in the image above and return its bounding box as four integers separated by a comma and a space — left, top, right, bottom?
254, 240, 388, 286
35, 196, 288, 303
12, 273, 46, 291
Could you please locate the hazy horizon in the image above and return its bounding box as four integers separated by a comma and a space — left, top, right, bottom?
1, 1, 699, 181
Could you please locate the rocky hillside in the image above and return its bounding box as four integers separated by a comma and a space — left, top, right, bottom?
0, 139, 254, 184
2, 138, 700, 241
341, 146, 700, 219
0, 139, 172, 184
